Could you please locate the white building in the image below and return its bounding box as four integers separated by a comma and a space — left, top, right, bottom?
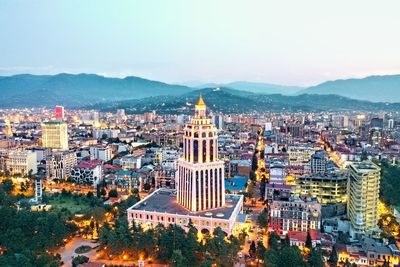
90, 146, 112, 162
119, 154, 142, 169
71, 159, 103, 186
93, 128, 120, 139
128, 96, 245, 235
2, 150, 37, 175
269, 162, 286, 185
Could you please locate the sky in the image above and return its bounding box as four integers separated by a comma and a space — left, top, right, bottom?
1, 0, 400, 86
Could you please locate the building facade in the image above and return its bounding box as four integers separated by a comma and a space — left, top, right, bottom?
177, 96, 225, 212
294, 171, 348, 205
269, 196, 321, 235
347, 161, 381, 236
1, 150, 37, 175
41, 121, 69, 150
45, 151, 77, 180
71, 159, 103, 186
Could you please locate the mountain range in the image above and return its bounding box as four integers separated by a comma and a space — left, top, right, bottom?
188, 81, 303, 95
298, 75, 400, 102
0, 73, 192, 108
86, 87, 400, 114
0, 73, 399, 110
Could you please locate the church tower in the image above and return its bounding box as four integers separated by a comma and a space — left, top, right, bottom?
177, 96, 225, 212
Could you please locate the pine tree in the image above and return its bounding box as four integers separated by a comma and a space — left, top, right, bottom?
305, 231, 313, 249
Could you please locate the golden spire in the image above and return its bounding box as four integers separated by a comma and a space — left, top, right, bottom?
196, 94, 206, 106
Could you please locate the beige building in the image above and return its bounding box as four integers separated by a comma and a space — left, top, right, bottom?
41, 121, 68, 150
2, 150, 37, 175
294, 171, 348, 204
288, 146, 317, 166
347, 161, 380, 236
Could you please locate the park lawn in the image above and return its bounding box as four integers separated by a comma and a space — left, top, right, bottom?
47, 197, 90, 213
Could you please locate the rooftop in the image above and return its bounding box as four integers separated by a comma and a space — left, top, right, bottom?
350, 161, 380, 173
128, 188, 242, 220
225, 176, 248, 191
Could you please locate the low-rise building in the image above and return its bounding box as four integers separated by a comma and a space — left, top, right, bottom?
71, 159, 103, 186
45, 150, 77, 180
269, 195, 321, 235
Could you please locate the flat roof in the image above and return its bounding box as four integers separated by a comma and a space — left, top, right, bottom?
350, 161, 380, 173
129, 189, 242, 220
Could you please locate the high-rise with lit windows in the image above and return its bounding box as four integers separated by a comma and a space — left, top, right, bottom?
177, 96, 225, 211
41, 121, 68, 150
347, 161, 380, 236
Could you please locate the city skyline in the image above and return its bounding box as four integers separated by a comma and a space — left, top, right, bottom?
1, 0, 400, 86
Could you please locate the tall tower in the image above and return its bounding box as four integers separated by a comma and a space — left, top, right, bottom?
177, 96, 225, 212
347, 161, 380, 236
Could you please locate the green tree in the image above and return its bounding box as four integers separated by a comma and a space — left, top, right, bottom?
268, 232, 280, 250
265, 245, 306, 267
308, 248, 324, 267
171, 249, 185, 267
108, 189, 118, 198
1, 179, 14, 193
283, 234, 290, 247
256, 240, 266, 262
72, 255, 89, 267
305, 231, 312, 249
257, 211, 269, 230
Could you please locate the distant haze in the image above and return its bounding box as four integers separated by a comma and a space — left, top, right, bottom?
1, 1, 400, 86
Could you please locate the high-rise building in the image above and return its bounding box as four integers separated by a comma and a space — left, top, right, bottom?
347, 161, 380, 236
55, 106, 65, 120
127, 96, 244, 235
388, 119, 394, 129
90, 146, 113, 162
286, 122, 304, 138
41, 121, 69, 150
177, 96, 225, 211
211, 114, 224, 130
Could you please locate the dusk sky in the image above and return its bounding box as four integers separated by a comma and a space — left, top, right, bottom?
1, 0, 400, 86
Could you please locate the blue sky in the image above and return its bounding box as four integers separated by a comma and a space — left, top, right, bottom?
1, 0, 400, 86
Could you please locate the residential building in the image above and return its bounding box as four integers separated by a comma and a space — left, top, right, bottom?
288, 146, 316, 166
90, 146, 112, 162
269, 195, 321, 235
71, 159, 103, 186
2, 150, 37, 175
347, 161, 381, 236
45, 151, 77, 180
294, 171, 348, 205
